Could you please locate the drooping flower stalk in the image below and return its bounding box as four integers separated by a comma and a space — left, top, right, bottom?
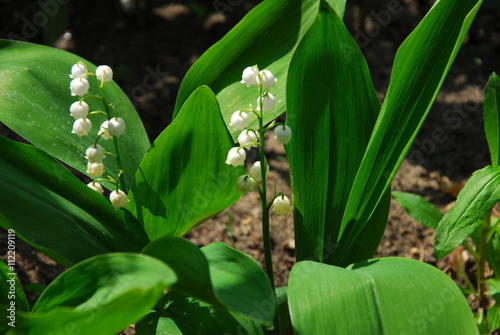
225, 65, 292, 334
68, 61, 129, 209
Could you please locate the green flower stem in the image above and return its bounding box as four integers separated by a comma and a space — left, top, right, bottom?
100, 86, 126, 192
258, 106, 274, 291
477, 211, 491, 307
257, 82, 281, 335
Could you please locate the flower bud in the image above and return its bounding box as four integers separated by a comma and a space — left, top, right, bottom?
225, 147, 246, 167
96, 65, 113, 83
257, 93, 276, 112
249, 161, 269, 182
85, 144, 105, 163
98, 121, 113, 140
272, 195, 291, 216
109, 190, 129, 210
72, 118, 92, 137
236, 175, 254, 194
70, 78, 90, 97
87, 181, 104, 194
259, 70, 277, 90
238, 130, 258, 148
86, 162, 104, 178
69, 63, 88, 79
241, 65, 260, 87
107, 117, 126, 137
229, 111, 250, 131
70, 101, 89, 119
274, 125, 292, 144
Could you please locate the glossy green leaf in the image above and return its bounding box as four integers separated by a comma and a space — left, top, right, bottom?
136, 312, 183, 335
288, 258, 478, 335
137, 291, 264, 335
174, 0, 346, 139
1, 261, 29, 334
143, 238, 275, 324
201, 242, 275, 324
285, 0, 389, 265
484, 72, 500, 165
142, 236, 217, 305
0, 39, 150, 190
435, 165, 500, 259
129, 86, 243, 240
338, 0, 484, 245
0, 136, 148, 266
12, 253, 176, 335
488, 278, 500, 303
275, 287, 292, 333
487, 230, 500, 277
392, 191, 443, 229
488, 303, 500, 334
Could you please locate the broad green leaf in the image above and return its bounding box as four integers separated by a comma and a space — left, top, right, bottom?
489, 279, 500, 303
0, 39, 150, 190
0, 136, 149, 266
484, 72, 500, 165
174, 0, 346, 139
338, 0, 484, 245
136, 312, 183, 335
1, 261, 29, 334
488, 303, 500, 334
435, 165, 500, 259
392, 191, 443, 229
487, 230, 500, 278
137, 291, 264, 335
288, 258, 478, 335
285, 0, 389, 265
142, 236, 217, 305
129, 86, 243, 240
201, 242, 275, 324
12, 253, 176, 335
143, 238, 275, 324
275, 287, 292, 333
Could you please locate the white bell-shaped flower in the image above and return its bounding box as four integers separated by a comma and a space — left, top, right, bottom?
236, 175, 254, 195
86, 162, 104, 178
87, 181, 104, 194
107, 117, 126, 137
72, 118, 92, 137
70, 101, 89, 119
257, 93, 276, 112
229, 111, 250, 131
96, 65, 113, 83
259, 70, 277, 90
272, 195, 291, 216
69, 63, 88, 79
249, 161, 269, 182
109, 190, 129, 210
70, 78, 90, 97
85, 144, 106, 163
274, 125, 292, 144
238, 130, 258, 148
240, 65, 260, 87
225, 147, 246, 167
98, 121, 113, 140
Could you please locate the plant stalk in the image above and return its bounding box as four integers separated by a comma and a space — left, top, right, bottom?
257, 83, 281, 334
477, 212, 491, 308
101, 91, 126, 192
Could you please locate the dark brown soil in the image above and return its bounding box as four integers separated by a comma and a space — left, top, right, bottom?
1, 0, 500, 334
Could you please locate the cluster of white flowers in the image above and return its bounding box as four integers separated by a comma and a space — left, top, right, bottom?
225, 65, 292, 216
69, 62, 129, 210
